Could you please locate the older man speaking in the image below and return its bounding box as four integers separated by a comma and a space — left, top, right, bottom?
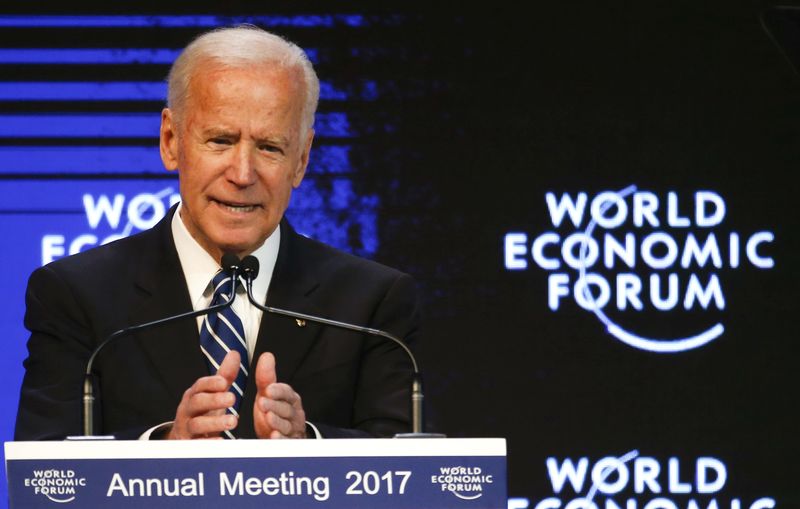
15, 26, 419, 440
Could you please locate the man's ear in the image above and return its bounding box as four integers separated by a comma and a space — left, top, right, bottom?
159, 108, 179, 171
292, 128, 314, 188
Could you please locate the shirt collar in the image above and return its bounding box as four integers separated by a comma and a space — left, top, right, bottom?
171, 204, 279, 307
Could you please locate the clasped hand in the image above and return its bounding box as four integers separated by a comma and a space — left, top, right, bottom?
167, 351, 307, 439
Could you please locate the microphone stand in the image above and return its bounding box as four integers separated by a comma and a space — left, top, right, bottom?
241, 263, 444, 438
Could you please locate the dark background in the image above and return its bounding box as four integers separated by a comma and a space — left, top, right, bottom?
1, 1, 798, 506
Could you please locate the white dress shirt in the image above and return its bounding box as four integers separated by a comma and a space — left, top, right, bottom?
170, 208, 322, 438
171, 204, 277, 362
139, 205, 279, 439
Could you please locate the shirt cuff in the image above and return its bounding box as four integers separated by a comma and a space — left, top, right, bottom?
305, 421, 322, 439
140, 422, 173, 440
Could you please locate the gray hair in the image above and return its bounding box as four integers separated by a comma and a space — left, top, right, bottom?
167, 25, 319, 133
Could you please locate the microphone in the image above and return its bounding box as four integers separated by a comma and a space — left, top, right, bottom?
79, 253, 243, 437
240, 255, 442, 438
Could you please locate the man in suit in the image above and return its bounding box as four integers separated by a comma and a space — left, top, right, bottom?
15, 26, 418, 440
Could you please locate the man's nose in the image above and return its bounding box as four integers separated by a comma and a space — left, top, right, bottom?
227, 144, 258, 186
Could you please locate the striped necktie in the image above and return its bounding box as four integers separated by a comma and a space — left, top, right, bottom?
199, 271, 248, 439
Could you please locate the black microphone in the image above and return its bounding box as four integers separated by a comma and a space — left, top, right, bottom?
240, 255, 442, 438
79, 253, 243, 437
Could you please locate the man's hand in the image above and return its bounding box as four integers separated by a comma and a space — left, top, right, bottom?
167, 350, 240, 439
253, 352, 307, 439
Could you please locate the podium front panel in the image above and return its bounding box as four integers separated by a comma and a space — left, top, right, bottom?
5, 438, 506, 508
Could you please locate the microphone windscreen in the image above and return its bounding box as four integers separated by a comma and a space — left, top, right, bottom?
241, 255, 260, 280
221, 253, 241, 274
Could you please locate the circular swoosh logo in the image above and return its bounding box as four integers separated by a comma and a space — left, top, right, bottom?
577, 185, 723, 353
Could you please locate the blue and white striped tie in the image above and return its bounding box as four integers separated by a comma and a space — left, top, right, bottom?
199, 271, 248, 439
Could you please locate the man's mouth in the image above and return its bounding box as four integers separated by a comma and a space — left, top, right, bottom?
212, 199, 258, 213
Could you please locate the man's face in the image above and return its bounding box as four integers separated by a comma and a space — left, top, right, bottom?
160, 62, 313, 261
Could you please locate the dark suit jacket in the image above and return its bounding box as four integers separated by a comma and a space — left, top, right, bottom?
15, 208, 419, 440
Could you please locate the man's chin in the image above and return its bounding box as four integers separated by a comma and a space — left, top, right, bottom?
200, 223, 274, 260
214, 244, 255, 259
212, 236, 267, 259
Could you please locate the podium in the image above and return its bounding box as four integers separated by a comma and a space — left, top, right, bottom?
5, 438, 506, 508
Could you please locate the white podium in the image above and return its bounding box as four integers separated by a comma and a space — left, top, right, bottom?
5, 438, 506, 508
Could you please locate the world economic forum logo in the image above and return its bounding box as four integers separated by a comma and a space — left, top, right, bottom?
531, 450, 776, 509
430, 465, 494, 500
503, 186, 775, 353
23, 468, 87, 503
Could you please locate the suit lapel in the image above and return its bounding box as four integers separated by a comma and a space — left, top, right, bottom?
238, 221, 323, 438
128, 207, 207, 404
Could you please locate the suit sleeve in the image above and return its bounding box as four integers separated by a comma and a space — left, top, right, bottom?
15, 265, 154, 440
310, 272, 421, 438
15, 266, 95, 440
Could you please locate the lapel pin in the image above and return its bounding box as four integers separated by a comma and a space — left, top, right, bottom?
295, 319, 306, 328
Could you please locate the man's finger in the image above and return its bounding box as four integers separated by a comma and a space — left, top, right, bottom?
186, 414, 238, 437
169, 372, 239, 440
266, 383, 301, 405
185, 391, 236, 416
266, 412, 293, 436
255, 352, 277, 391
258, 396, 294, 416
217, 350, 241, 386
189, 374, 233, 395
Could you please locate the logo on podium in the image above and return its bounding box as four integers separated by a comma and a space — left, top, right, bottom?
22, 468, 86, 503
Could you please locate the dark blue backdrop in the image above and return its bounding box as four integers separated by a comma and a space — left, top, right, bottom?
2, 5, 799, 508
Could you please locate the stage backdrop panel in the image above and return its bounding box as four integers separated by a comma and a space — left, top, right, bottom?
2, 3, 799, 508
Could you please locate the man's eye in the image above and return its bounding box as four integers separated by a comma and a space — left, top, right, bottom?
210, 138, 232, 145
260, 144, 283, 154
